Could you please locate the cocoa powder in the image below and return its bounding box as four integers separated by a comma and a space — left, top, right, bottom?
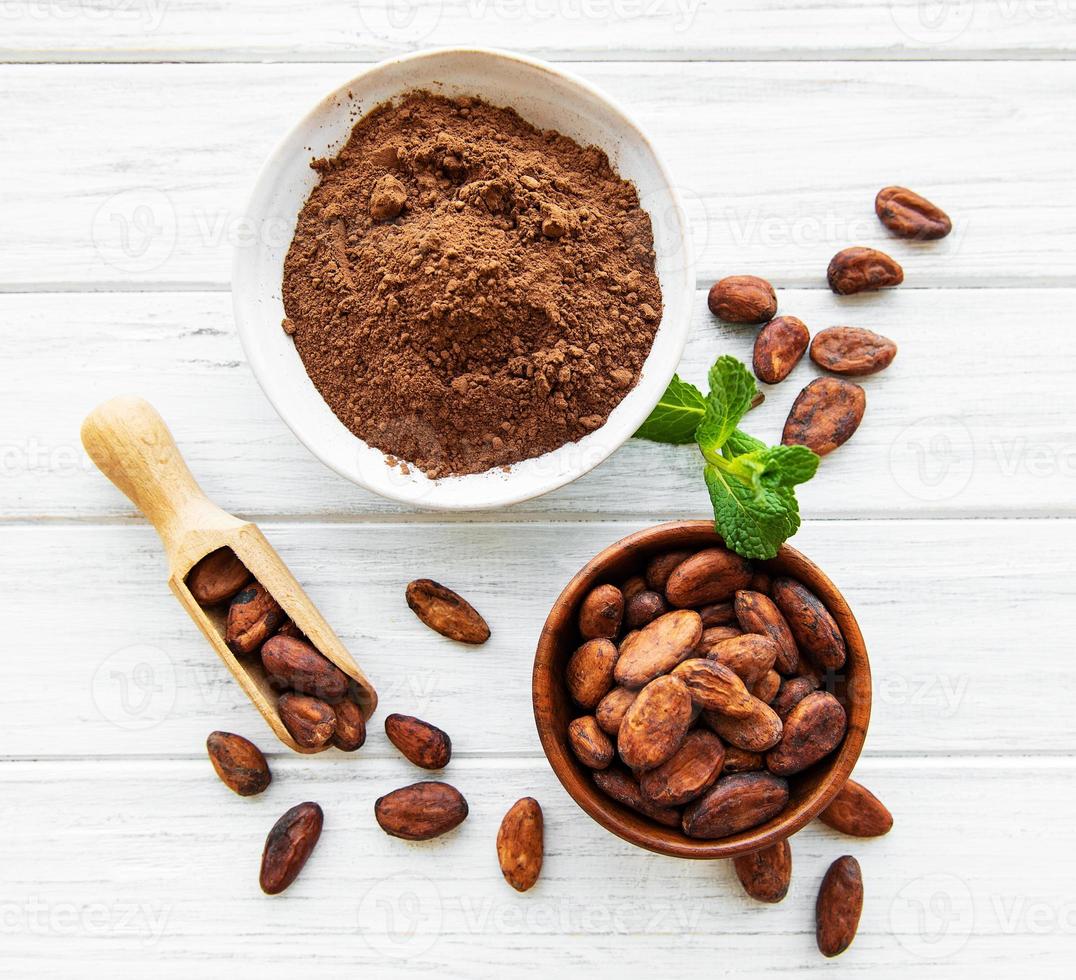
282, 92, 662, 478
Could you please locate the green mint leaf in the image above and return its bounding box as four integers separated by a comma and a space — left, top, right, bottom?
704, 464, 802, 560
634, 374, 706, 444
723, 428, 766, 459
696, 356, 758, 453
756, 444, 820, 487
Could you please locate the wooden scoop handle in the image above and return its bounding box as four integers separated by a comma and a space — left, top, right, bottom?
81, 396, 240, 558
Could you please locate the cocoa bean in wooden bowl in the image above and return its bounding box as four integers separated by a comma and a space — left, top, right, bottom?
532, 520, 870, 859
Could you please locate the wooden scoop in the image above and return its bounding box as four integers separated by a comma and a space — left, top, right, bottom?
80, 395, 377, 753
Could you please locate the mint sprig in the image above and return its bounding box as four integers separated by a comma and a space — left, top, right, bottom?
635, 357, 819, 559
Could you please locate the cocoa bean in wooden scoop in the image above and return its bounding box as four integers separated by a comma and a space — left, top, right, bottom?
187, 548, 250, 606
406, 579, 490, 644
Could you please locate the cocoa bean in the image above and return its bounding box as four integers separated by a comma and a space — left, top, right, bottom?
671, 659, 754, 717
374, 782, 469, 840
819, 779, 893, 837
734, 839, 792, 903
259, 802, 323, 895
702, 699, 783, 752
622, 575, 648, 600
206, 731, 270, 797
405, 579, 490, 644
704, 633, 779, 686
645, 550, 692, 592
331, 697, 367, 752
617, 675, 693, 771
781, 377, 866, 457
579, 584, 624, 639
624, 590, 668, 630
753, 316, 809, 384
771, 577, 847, 670
766, 691, 847, 776
722, 747, 762, 773
682, 772, 789, 839
694, 625, 744, 654
187, 548, 250, 606
614, 609, 702, 689
827, 246, 903, 295
261, 634, 349, 701
568, 715, 614, 769
385, 713, 452, 770
665, 547, 753, 608
496, 797, 543, 892
698, 601, 736, 627
566, 638, 619, 708
708, 275, 777, 324
226, 583, 285, 656
734, 590, 799, 674
592, 767, 680, 827
753, 669, 781, 704
639, 729, 725, 806
278, 692, 336, 749
595, 687, 638, 736
875, 185, 951, 240
816, 855, 863, 957
772, 676, 816, 721
810, 326, 897, 377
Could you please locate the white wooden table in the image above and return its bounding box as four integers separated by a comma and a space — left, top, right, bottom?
3, 3, 1075, 976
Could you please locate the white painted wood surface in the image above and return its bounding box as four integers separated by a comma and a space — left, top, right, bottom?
3, 3, 1075, 975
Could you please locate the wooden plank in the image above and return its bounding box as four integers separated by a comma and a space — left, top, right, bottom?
0, 755, 1072, 977
4, 0, 1076, 62
4, 288, 1073, 521
1, 62, 1074, 288
3, 518, 1073, 757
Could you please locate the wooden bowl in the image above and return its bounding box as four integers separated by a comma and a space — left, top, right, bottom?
532, 521, 871, 859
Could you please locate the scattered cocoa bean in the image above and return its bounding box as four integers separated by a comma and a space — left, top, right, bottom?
567, 638, 618, 708
374, 782, 469, 840
405, 579, 490, 644
753, 316, 809, 384
810, 326, 897, 377
782, 377, 866, 457
708, 275, 777, 324
875, 185, 951, 240
816, 855, 863, 957
734, 839, 792, 903
497, 798, 543, 892
579, 584, 624, 639
261, 634, 350, 701
260, 802, 323, 895
682, 772, 789, 839
206, 731, 271, 797
187, 548, 250, 606
819, 779, 893, 837
827, 246, 903, 295
278, 692, 336, 749
226, 582, 285, 656
385, 713, 452, 770
568, 715, 614, 769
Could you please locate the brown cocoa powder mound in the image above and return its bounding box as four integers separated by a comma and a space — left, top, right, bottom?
281, 91, 662, 479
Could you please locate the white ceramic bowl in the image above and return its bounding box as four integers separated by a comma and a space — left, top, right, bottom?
233, 48, 693, 510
